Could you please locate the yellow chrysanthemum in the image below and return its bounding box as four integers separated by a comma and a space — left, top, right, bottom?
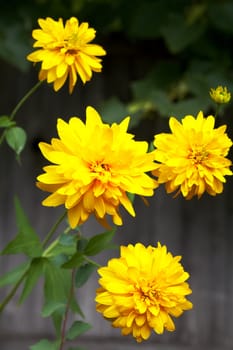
152, 111, 233, 199
209, 86, 231, 104
96, 242, 192, 343
27, 17, 106, 93
37, 106, 158, 228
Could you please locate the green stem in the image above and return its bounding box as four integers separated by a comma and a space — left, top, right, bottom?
84, 256, 101, 267
0, 130, 6, 146
0, 80, 43, 146
0, 210, 67, 313
10, 80, 43, 121
59, 269, 75, 350
0, 269, 28, 313
42, 210, 67, 248
214, 103, 221, 119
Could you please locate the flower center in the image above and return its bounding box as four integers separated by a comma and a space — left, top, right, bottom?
188, 146, 208, 165
47, 33, 81, 54
65, 33, 81, 52
89, 160, 111, 182
134, 279, 160, 311
140, 284, 160, 302
60, 37, 80, 55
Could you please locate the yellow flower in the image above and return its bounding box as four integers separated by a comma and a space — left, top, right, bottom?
152, 111, 233, 199
209, 86, 231, 104
37, 106, 158, 228
27, 17, 106, 93
96, 242, 192, 343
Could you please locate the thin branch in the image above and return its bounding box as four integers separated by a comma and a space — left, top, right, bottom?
10, 80, 44, 121
59, 269, 75, 350
42, 211, 67, 248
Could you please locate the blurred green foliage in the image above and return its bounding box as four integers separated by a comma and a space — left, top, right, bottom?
1, 0, 233, 120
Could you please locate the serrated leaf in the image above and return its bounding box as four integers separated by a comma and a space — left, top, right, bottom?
66, 321, 92, 340
0, 115, 15, 128
75, 263, 96, 288
30, 339, 59, 350
19, 258, 44, 304
84, 229, 115, 256
1, 198, 42, 257
5, 126, 27, 155
0, 261, 29, 287
41, 301, 66, 317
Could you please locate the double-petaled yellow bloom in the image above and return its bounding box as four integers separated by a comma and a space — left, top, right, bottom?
37, 106, 158, 228
27, 17, 106, 93
96, 242, 192, 343
152, 111, 233, 199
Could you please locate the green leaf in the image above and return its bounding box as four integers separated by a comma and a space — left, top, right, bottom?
43, 233, 77, 258
99, 97, 129, 124
19, 258, 44, 304
1, 198, 43, 257
209, 2, 233, 34
59, 233, 77, 246
14, 197, 34, 233
149, 90, 172, 116
5, 126, 27, 155
43, 259, 72, 334
128, 0, 168, 38
41, 301, 66, 317
84, 229, 115, 256
161, 13, 205, 53
127, 192, 135, 204
69, 295, 84, 318
0, 261, 29, 287
0, 19, 31, 72
52, 311, 63, 337
169, 98, 208, 118
76, 237, 88, 252
62, 252, 85, 269
130, 61, 182, 117
75, 263, 96, 288
66, 321, 92, 340
50, 254, 69, 267
43, 259, 71, 303
0, 115, 15, 128
30, 339, 59, 350
132, 61, 181, 95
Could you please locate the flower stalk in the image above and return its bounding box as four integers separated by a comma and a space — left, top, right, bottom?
59, 269, 75, 350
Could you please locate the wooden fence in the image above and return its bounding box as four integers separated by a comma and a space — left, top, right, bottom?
1, 54, 233, 350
